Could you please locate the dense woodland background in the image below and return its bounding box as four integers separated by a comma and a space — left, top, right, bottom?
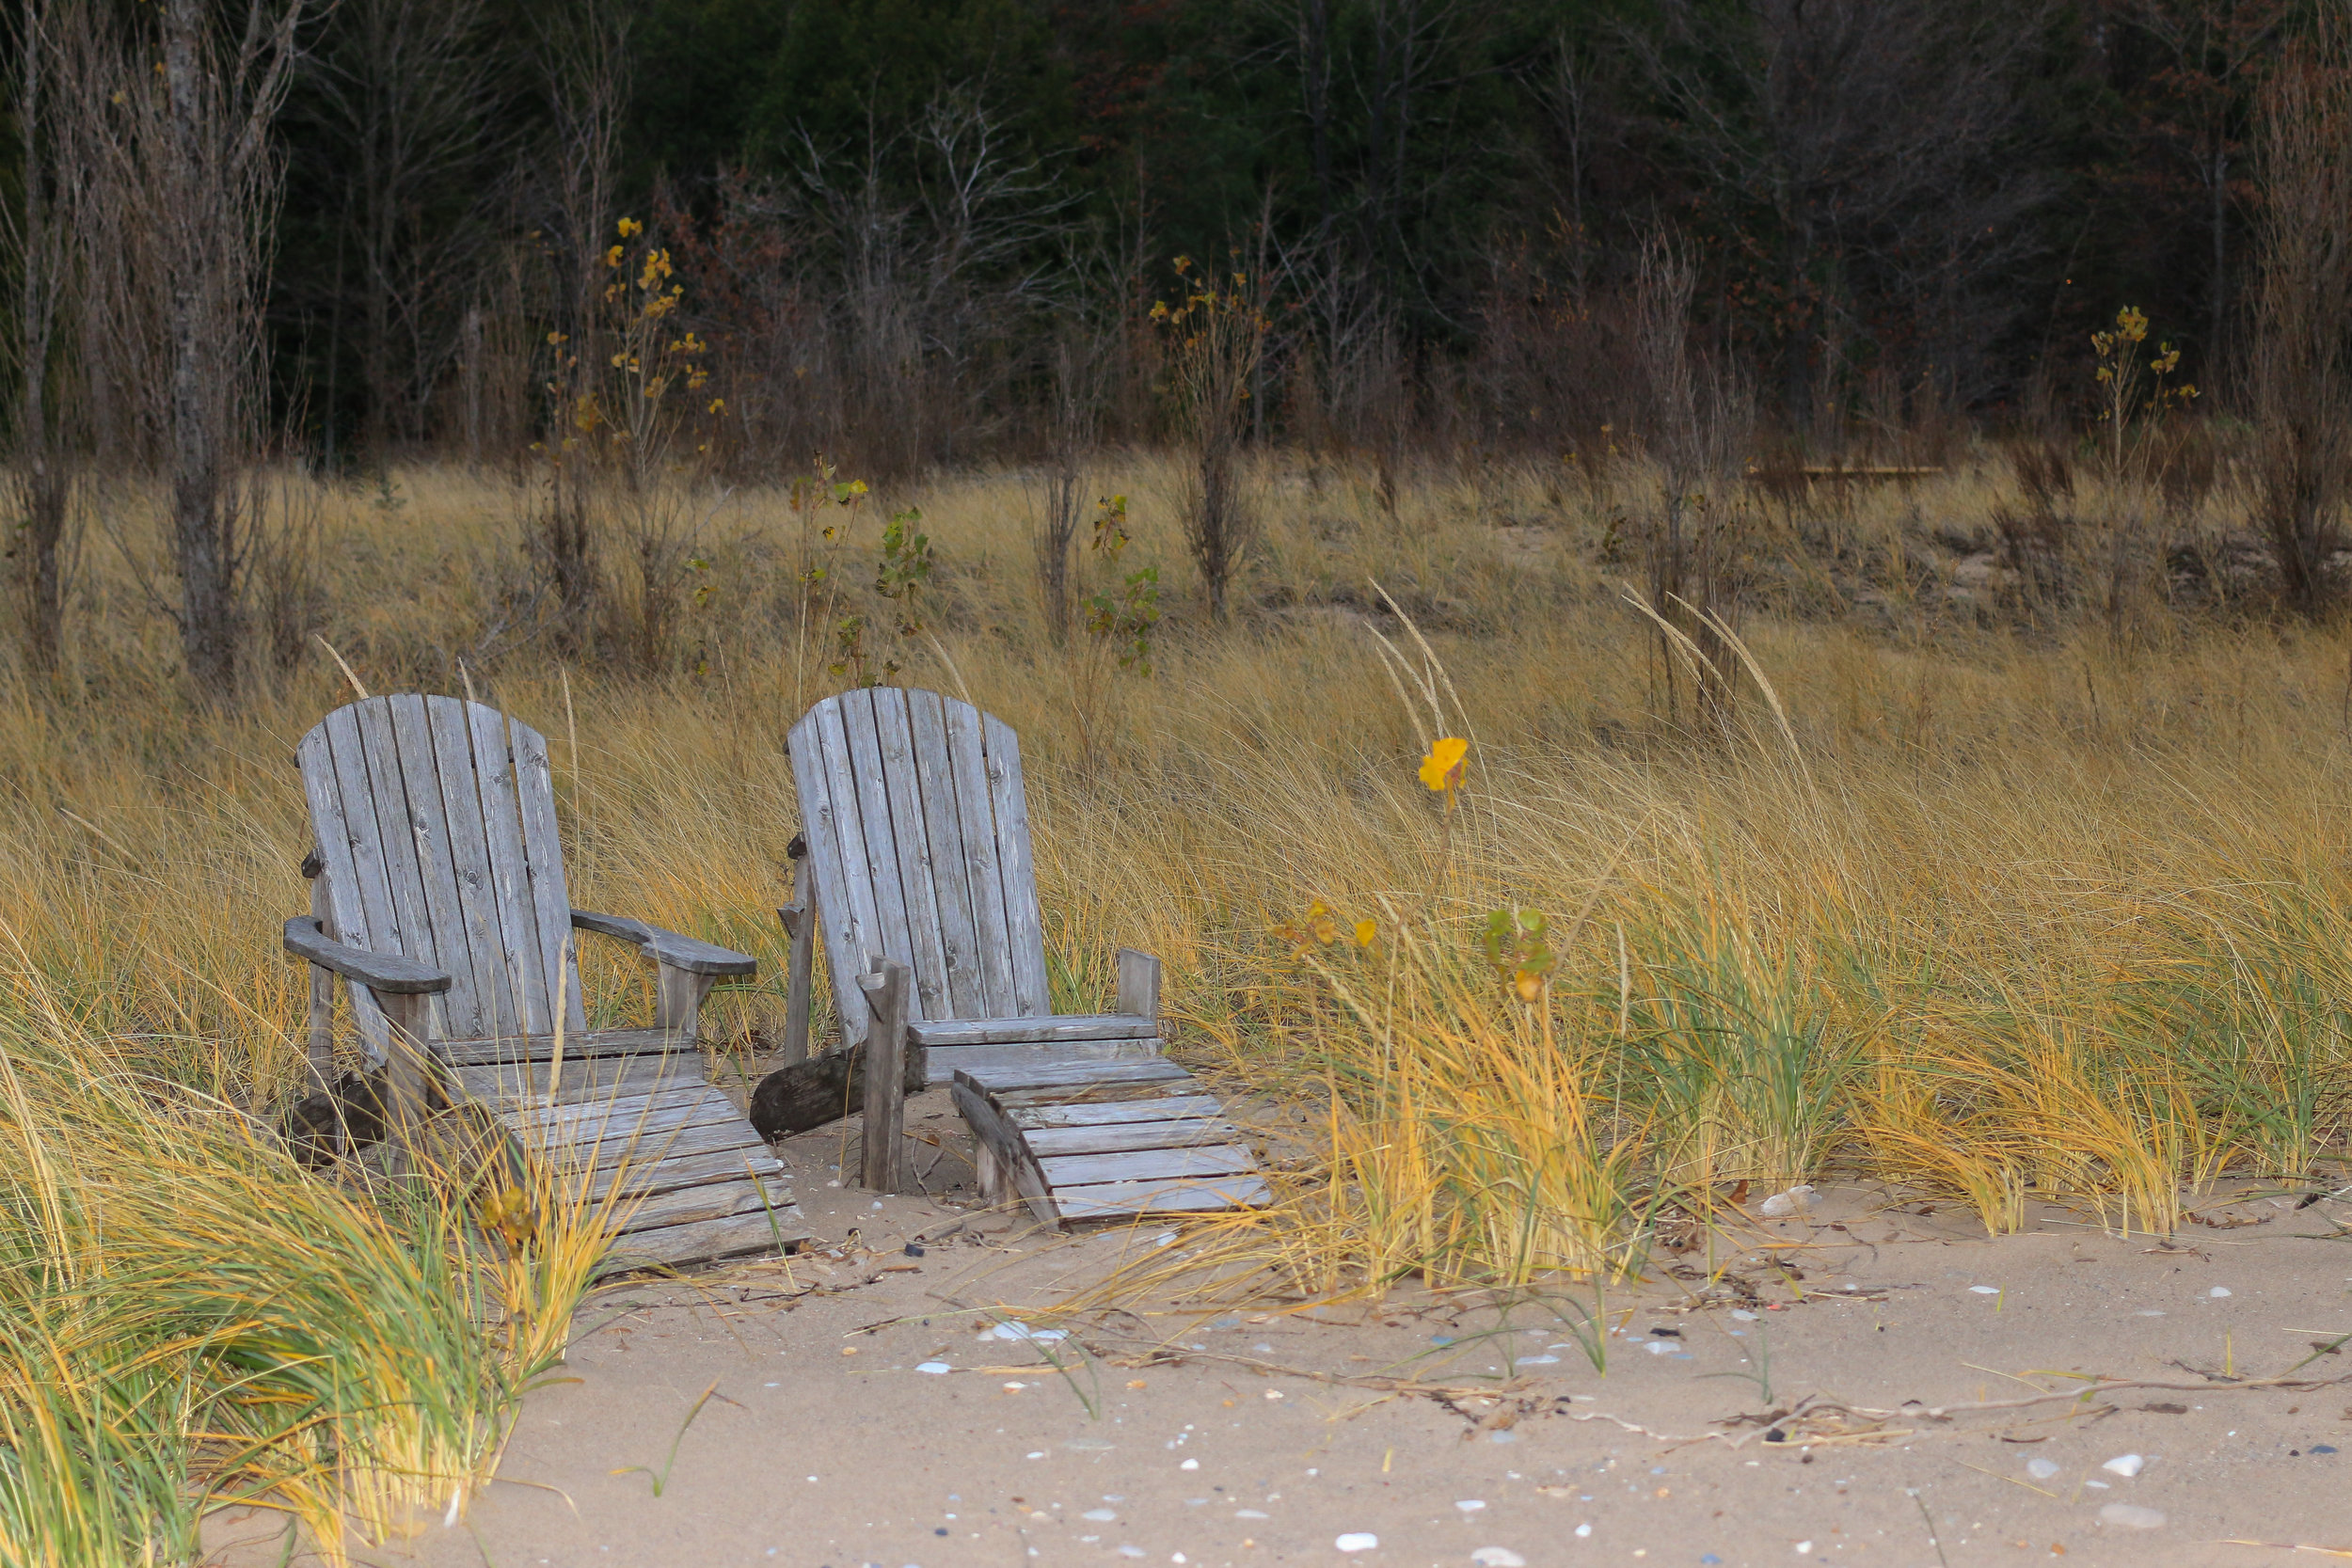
13, 0, 2310, 457
0, 0, 2346, 699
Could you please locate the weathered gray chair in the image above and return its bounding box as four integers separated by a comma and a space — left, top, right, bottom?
782, 686, 1164, 1086
784, 687, 1263, 1222
285, 694, 793, 1266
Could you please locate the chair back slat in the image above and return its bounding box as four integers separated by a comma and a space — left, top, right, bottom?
421, 696, 523, 1040
792, 697, 883, 1022
980, 711, 1051, 1017
300, 707, 397, 1059
384, 694, 490, 1041
943, 696, 1018, 1015
505, 708, 588, 1034
788, 687, 1047, 1045
463, 698, 559, 1034
297, 695, 582, 1053
871, 689, 952, 1021
905, 689, 987, 1017
839, 690, 916, 977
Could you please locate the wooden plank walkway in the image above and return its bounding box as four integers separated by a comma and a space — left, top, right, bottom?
453, 1047, 803, 1273
949, 1056, 1270, 1226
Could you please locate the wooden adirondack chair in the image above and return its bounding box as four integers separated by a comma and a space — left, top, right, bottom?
783, 687, 1266, 1222
783, 686, 1164, 1084
284, 694, 797, 1268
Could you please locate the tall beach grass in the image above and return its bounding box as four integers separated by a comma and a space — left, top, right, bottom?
6, 447, 2352, 1550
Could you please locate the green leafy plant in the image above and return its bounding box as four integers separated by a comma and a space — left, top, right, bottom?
870, 506, 938, 681
1081, 494, 1160, 673
1480, 908, 1556, 1004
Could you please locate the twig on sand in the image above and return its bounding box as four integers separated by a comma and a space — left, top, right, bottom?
2218, 1543, 2352, 1559
1836, 1369, 2352, 1421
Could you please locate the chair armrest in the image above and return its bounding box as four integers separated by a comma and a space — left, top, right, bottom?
282, 918, 452, 994
569, 910, 757, 977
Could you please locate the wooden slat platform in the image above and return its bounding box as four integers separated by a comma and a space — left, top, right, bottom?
952, 1058, 1268, 1226
440, 1026, 680, 1069
917, 1037, 1161, 1087
458, 1046, 803, 1272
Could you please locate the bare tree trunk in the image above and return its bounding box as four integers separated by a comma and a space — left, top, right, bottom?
161, 0, 238, 699
68, 0, 303, 703
525, 0, 625, 654
1033, 335, 1101, 641
8, 0, 76, 675
2251, 12, 2352, 616
2210, 143, 2231, 363
315, 0, 498, 467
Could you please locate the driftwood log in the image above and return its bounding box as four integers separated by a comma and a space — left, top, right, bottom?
748, 1034, 927, 1140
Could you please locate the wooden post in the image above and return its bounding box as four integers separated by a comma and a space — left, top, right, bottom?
779, 831, 814, 1066
655, 963, 716, 1041
1116, 947, 1162, 1030
304, 854, 337, 1098
857, 958, 912, 1192
778, 896, 815, 1067
375, 990, 433, 1165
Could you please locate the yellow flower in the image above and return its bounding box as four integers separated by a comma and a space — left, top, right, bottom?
617, 216, 643, 239
1354, 919, 1376, 948
1512, 968, 1546, 1005
1419, 736, 1469, 793
606, 245, 624, 268
479, 1183, 533, 1246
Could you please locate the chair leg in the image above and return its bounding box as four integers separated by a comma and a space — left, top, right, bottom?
974, 1138, 1005, 1206
857, 958, 913, 1193
778, 901, 814, 1066
656, 962, 717, 1041
376, 991, 434, 1167
305, 870, 342, 1152
305, 961, 340, 1154
1116, 948, 1162, 1032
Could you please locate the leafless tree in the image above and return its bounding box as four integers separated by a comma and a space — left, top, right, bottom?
1631, 232, 1752, 732
1033, 332, 1105, 641
309, 0, 502, 461
1632, 0, 2053, 428
1165, 262, 1267, 622
750, 85, 1077, 478
518, 0, 627, 650
2249, 10, 2352, 615
6, 0, 84, 675
72, 0, 304, 702
2122, 0, 2288, 371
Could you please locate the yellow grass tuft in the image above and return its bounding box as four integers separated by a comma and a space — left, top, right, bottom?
7, 449, 2352, 1544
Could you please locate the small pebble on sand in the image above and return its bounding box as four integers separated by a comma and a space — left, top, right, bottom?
2099, 1502, 2167, 1529
1335, 1533, 1378, 1553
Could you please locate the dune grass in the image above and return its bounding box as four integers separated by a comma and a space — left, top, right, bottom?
5, 445, 2352, 1552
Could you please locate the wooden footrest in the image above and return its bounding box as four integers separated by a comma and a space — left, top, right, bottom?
907, 1016, 1164, 1087
951, 1058, 1268, 1226
465, 1052, 804, 1273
